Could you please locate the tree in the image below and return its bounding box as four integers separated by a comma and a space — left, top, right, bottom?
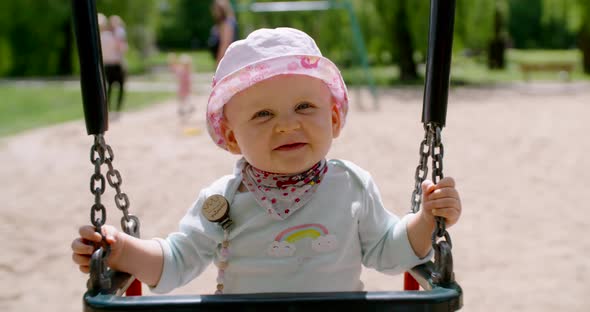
580, 13, 590, 73
235, 0, 353, 66
488, 1, 509, 69
542, 0, 590, 73
372, 0, 502, 79
374, 0, 430, 81
0, 1, 72, 76
574, 0, 590, 73
156, 0, 214, 50
0, 0, 159, 77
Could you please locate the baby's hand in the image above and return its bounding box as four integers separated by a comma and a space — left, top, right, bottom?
421, 177, 462, 228
71, 225, 125, 273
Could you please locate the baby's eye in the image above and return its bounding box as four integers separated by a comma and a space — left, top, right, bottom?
252, 110, 272, 119
295, 102, 313, 111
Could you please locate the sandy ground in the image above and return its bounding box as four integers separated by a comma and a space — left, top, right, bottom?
1, 82, 589, 312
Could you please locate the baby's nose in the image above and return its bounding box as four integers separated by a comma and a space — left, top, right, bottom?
275, 117, 301, 133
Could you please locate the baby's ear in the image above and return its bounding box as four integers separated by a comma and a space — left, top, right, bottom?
221, 120, 242, 154
331, 101, 342, 138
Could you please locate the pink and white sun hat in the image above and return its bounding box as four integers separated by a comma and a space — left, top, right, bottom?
206, 27, 349, 150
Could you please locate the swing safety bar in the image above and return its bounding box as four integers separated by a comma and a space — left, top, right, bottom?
83, 262, 461, 312
73, 0, 462, 311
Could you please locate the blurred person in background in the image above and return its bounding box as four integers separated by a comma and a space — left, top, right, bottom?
98, 13, 128, 120
208, 0, 239, 65
168, 53, 194, 120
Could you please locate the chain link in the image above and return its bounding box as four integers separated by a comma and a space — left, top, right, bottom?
87, 134, 141, 292
430, 125, 448, 242
103, 144, 132, 224
409, 123, 454, 285
410, 125, 451, 243
92, 134, 139, 236
410, 127, 431, 213
89, 136, 107, 233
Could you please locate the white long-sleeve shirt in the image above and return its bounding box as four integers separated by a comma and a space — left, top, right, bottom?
152, 159, 432, 294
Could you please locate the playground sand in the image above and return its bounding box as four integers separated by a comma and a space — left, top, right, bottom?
1, 82, 589, 312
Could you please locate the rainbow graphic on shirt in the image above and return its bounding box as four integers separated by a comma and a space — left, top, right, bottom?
267, 223, 338, 257
274, 223, 329, 243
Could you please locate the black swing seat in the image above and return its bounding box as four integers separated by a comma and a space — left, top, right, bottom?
84, 262, 463, 312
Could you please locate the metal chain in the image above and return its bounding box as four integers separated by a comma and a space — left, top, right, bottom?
410, 124, 454, 285
90, 135, 107, 234
427, 124, 455, 285
88, 135, 111, 292
102, 141, 140, 238
90, 134, 139, 237
410, 126, 431, 213
430, 125, 450, 246
87, 134, 141, 293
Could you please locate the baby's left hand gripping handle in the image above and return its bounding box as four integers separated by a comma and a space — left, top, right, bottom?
72, 0, 108, 135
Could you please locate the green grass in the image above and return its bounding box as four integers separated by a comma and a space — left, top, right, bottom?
451, 49, 588, 84
0, 84, 173, 137
508, 49, 580, 64
341, 49, 589, 86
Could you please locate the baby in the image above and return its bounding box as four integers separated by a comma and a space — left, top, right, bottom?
72, 27, 461, 294
168, 53, 194, 118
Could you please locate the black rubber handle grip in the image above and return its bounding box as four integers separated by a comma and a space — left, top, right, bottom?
72, 0, 108, 135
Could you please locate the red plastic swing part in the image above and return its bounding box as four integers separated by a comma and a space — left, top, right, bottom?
403, 272, 420, 290
126, 279, 142, 296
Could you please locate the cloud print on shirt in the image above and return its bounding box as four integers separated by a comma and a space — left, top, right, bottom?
267, 241, 296, 257
311, 234, 338, 252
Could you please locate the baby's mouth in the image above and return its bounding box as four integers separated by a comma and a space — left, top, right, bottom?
274, 143, 306, 151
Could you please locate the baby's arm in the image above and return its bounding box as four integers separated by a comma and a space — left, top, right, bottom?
407, 177, 461, 258
72, 225, 164, 287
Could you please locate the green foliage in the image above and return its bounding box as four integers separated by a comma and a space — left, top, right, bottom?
509, 0, 577, 49
542, 0, 583, 32
235, 0, 355, 66
454, 0, 496, 52
354, 1, 387, 64
2, 0, 588, 78
0, 37, 12, 75
0, 1, 71, 76
0, 0, 159, 77
403, 1, 430, 58
156, 0, 215, 50
368, 0, 497, 63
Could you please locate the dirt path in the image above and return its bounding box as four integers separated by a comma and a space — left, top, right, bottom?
1, 82, 589, 312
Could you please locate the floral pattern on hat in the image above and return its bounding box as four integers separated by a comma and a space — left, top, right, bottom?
206, 54, 349, 150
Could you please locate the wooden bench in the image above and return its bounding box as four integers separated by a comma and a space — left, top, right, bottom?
519, 62, 575, 81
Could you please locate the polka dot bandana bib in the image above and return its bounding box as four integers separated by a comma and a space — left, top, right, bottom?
240, 159, 328, 220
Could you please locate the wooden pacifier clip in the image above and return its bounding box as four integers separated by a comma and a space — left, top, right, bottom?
201, 194, 233, 294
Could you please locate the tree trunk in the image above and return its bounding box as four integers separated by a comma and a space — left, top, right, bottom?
488, 8, 506, 69
394, 0, 418, 81
57, 18, 73, 76
579, 24, 590, 74
488, 39, 506, 69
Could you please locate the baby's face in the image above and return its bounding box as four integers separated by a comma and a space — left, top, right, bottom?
223, 75, 341, 174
